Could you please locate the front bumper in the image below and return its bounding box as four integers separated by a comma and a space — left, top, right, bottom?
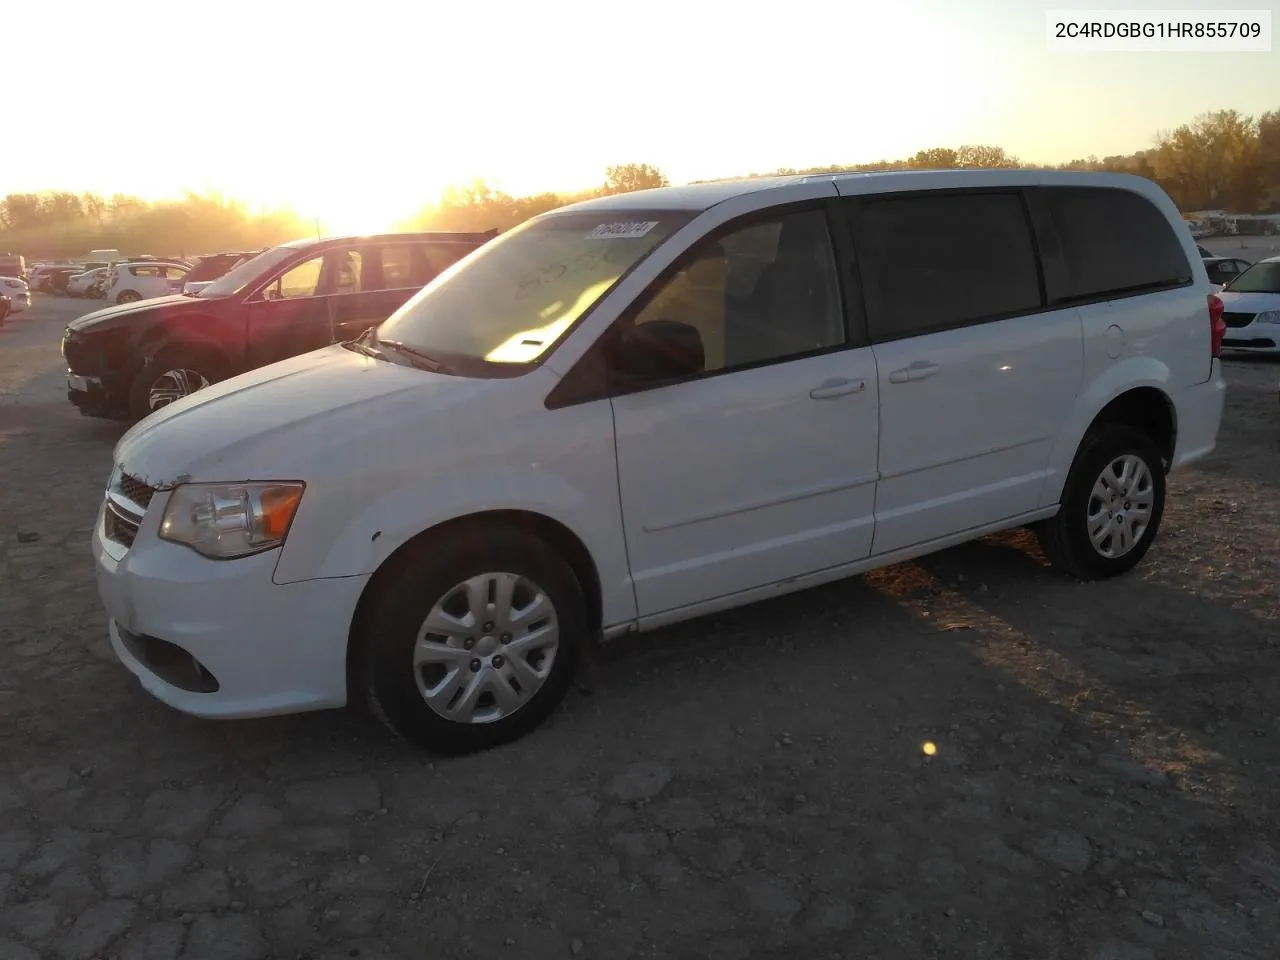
1220, 321, 1280, 353
94, 496, 369, 719
66, 369, 128, 419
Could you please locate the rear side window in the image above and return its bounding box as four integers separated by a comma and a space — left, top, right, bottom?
378, 245, 415, 288
1041, 186, 1191, 302
415, 243, 472, 285
850, 191, 1042, 341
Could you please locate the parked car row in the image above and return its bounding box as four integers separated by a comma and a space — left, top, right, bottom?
25, 251, 260, 304
63, 232, 497, 419
0, 274, 31, 314
78, 171, 1233, 755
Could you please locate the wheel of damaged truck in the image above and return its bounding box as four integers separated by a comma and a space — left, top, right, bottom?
356, 525, 586, 756
128, 351, 224, 421
116, 290, 142, 304
1034, 423, 1166, 581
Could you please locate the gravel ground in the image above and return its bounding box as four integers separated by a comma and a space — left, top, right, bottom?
1, 292, 1279, 960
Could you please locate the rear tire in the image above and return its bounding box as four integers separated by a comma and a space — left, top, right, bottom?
1035, 423, 1166, 580
355, 526, 585, 756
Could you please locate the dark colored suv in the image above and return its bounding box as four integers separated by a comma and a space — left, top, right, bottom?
176, 250, 264, 293
63, 231, 497, 422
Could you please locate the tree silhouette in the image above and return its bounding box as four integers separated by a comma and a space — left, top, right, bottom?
600, 163, 670, 195
6, 105, 1280, 257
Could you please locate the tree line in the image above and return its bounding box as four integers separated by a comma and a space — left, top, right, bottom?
0, 191, 311, 260
4, 107, 1278, 258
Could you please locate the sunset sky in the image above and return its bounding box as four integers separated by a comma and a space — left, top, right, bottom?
9, 0, 1278, 233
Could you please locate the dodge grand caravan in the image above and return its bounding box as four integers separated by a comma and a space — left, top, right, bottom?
94, 171, 1227, 754
63, 230, 498, 422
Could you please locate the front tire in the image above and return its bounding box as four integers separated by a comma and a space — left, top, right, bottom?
355, 526, 586, 756
1035, 424, 1166, 580
128, 350, 222, 421
116, 290, 142, 304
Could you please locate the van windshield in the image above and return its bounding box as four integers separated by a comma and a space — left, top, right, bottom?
195, 246, 299, 298
1224, 261, 1280, 294
374, 210, 693, 365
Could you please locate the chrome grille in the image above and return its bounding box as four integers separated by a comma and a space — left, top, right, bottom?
1222, 312, 1255, 329
104, 500, 141, 547
117, 473, 156, 509
103, 468, 154, 550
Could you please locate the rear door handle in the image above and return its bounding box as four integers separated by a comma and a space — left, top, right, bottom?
888, 361, 941, 384
809, 377, 866, 399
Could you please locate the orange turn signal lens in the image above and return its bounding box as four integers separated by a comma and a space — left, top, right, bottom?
259, 485, 304, 540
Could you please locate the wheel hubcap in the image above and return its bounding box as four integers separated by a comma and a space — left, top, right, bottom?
413, 572, 559, 724
148, 369, 210, 410
1086, 453, 1155, 559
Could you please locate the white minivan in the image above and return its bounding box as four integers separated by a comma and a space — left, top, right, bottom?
94, 170, 1227, 754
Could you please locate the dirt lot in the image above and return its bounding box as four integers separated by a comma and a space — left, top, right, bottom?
1, 286, 1279, 960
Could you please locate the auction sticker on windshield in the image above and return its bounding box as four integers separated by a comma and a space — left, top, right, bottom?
585, 221, 659, 240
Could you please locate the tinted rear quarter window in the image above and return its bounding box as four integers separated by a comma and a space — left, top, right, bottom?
414, 243, 473, 285
850, 191, 1042, 341
1041, 186, 1191, 302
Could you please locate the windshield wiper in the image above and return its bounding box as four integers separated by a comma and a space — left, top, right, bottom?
343, 326, 393, 361
375, 337, 447, 372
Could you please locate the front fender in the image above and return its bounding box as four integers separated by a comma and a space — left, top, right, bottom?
1037, 355, 1173, 507
270, 404, 637, 628
134, 315, 240, 373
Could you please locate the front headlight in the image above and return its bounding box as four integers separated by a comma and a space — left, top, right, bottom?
159, 482, 305, 559
1253, 310, 1280, 324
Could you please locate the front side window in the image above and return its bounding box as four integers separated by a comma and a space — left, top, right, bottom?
850, 191, 1042, 341
623, 208, 845, 372
196, 245, 305, 299
262, 255, 324, 301
376, 211, 693, 365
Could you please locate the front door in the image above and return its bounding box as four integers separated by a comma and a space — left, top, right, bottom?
841, 188, 1084, 555
608, 205, 881, 616
245, 253, 333, 368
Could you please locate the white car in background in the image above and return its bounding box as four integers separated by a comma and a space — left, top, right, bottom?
106, 261, 189, 304
1, 275, 31, 313
67, 267, 109, 297
1217, 256, 1280, 354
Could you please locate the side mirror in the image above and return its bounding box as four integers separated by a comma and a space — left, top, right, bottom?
611, 319, 705, 383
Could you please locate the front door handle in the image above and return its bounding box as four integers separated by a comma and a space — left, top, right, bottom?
888, 361, 941, 384
809, 377, 866, 399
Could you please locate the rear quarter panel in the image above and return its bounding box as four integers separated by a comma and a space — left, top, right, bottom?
1036, 177, 1211, 505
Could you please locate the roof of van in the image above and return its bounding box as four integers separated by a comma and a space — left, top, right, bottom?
553, 169, 1165, 215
